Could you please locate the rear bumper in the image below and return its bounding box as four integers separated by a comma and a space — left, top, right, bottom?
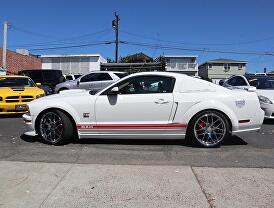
232, 108, 264, 134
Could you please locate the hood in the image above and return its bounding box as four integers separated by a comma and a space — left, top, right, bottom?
256, 89, 274, 101
0, 87, 44, 96
59, 89, 87, 94
33, 89, 89, 101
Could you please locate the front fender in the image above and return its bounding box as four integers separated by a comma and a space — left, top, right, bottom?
30, 102, 81, 127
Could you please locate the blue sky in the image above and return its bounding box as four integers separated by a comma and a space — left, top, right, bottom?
1, 0, 274, 72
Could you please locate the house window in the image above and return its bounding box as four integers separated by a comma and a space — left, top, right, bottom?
208, 64, 212, 69
224, 64, 230, 71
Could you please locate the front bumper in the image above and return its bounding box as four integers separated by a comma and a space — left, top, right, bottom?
260, 102, 274, 119
0, 102, 28, 114
22, 113, 37, 136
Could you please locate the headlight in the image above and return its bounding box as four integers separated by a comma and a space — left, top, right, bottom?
258, 95, 273, 104
36, 94, 45, 99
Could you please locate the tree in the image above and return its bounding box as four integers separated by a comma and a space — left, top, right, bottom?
120, 53, 153, 63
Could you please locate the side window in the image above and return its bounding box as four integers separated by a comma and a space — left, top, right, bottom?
227, 77, 247, 86
105, 76, 175, 95
81, 73, 112, 82
80, 73, 99, 82
114, 73, 128, 78
66, 75, 73, 80
97, 73, 112, 81
43, 71, 55, 81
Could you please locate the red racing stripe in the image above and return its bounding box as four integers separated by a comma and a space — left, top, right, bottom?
77, 123, 187, 129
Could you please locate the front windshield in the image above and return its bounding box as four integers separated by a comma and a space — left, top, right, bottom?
250, 78, 274, 89
0, 77, 35, 87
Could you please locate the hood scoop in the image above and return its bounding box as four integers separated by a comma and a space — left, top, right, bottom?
11, 87, 25, 91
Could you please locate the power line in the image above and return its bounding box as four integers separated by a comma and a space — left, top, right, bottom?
11, 25, 56, 39
121, 30, 274, 46
120, 41, 274, 56
29, 41, 114, 51
9, 28, 112, 48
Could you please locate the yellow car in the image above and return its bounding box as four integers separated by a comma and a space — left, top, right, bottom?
0, 75, 45, 114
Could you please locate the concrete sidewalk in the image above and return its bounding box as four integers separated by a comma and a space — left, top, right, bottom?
0, 161, 273, 208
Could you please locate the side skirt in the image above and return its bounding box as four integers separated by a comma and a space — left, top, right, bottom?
77, 123, 187, 140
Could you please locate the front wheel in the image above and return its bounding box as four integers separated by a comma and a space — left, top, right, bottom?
37, 110, 74, 145
187, 110, 230, 147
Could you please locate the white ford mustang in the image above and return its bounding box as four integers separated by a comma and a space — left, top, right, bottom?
23, 72, 264, 147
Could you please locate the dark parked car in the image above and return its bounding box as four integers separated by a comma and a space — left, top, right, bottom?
18, 69, 64, 91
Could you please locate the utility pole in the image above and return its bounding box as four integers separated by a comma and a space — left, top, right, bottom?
112, 12, 120, 63
2, 21, 8, 71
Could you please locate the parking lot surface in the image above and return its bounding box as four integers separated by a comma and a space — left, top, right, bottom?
0, 116, 274, 208
0, 115, 274, 168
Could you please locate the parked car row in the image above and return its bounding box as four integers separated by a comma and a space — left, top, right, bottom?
0, 70, 128, 115
220, 74, 274, 119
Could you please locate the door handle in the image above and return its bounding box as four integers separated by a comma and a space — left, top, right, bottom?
154, 99, 170, 104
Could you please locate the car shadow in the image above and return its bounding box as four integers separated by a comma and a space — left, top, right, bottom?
20, 134, 38, 143
76, 135, 247, 147
263, 119, 274, 125
20, 134, 248, 147
0, 114, 23, 119
222, 135, 248, 146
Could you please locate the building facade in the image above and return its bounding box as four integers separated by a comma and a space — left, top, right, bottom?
0, 48, 41, 75
165, 55, 198, 76
41, 54, 107, 74
198, 58, 247, 84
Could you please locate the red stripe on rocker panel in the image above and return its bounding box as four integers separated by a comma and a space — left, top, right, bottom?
77, 123, 187, 129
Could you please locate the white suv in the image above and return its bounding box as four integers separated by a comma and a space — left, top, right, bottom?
55, 71, 128, 93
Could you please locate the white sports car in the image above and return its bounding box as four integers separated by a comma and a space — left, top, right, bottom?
23, 72, 264, 147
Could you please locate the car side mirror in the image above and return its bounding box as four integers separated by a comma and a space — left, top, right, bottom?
36, 82, 41, 87
77, 80, 80, 87
108, 87, 119, 95
247, 86, 256, 92
219, 80, 224, 86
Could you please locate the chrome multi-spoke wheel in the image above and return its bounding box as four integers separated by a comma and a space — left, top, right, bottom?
37, 110, 74, 145
188, 111, 230, 147
40, 112, 64, 144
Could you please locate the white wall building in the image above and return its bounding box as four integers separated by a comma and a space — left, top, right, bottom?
41, 54, 107, 74
165, 55, 198, 76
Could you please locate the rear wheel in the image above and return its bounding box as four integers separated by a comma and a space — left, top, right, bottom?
187, 110, 230, 147
37, 110, 74, 145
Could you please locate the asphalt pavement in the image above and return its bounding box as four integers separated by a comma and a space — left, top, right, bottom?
0, 115, 273, 168
0, 116, 274, 208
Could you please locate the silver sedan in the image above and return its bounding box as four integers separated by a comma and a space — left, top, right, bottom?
55, 71, 127, 93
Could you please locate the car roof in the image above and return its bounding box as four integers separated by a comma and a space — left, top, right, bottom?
126, 71, 188, 78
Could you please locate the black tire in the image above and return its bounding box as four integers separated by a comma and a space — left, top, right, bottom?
37, 110, 74, 145
58, 88, 68, 93
186, 110, 230, 148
